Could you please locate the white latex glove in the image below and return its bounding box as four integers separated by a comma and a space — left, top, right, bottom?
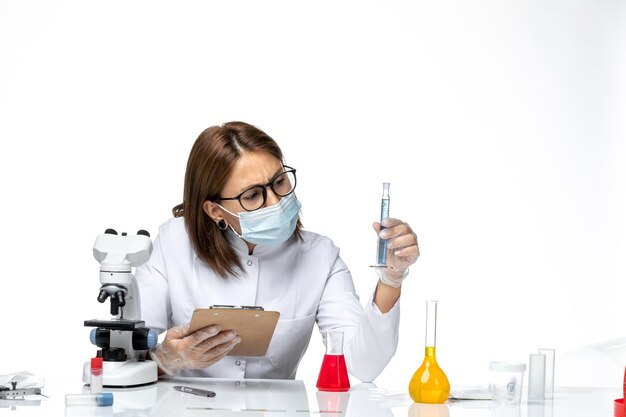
373, 217, 419, 288
150, 324, 240, 376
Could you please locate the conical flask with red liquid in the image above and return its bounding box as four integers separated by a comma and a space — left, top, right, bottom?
316, 330, 350, 392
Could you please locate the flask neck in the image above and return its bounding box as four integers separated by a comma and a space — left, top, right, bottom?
424, 300, 438, 348
423, 346, 439, 365
425, 346, 437, 357
324, 331, 344, 355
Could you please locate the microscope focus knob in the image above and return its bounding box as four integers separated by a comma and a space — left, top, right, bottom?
102, 347, 127, 362
148, 329, 158, 349
89, 328, 111, 348
132, 328, 159, 350
89, 328, 97, 345
104, 228, 118, 235
137, 229, 150, 237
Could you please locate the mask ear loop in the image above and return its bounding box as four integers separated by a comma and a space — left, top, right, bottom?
216, 204, 245, 239
217, 203, 240, 218
229, 225, 244, 239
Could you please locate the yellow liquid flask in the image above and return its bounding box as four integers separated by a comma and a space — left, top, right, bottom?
409, 300, 450, 404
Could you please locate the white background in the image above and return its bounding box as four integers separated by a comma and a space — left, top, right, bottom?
1, 0, 625, 392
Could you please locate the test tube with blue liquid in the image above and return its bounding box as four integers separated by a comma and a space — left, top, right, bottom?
65, 393, 113, 407
375, 182, 390, 267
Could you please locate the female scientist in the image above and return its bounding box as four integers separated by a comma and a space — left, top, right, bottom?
137, 121, 419, 381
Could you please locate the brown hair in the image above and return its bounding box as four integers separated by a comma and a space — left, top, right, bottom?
173, 121, 302, 278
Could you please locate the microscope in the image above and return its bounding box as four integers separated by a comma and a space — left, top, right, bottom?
83, 228, 158, 387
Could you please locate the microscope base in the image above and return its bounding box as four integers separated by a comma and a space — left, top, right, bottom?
83, 359, 158, 388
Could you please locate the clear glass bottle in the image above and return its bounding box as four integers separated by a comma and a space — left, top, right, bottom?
90, 357, 103, 394
408, 300, 450, 403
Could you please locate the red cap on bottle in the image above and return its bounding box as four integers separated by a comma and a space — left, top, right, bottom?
91, 357, 103, 370
615, 398, 624, 417
615, 365, 626, 417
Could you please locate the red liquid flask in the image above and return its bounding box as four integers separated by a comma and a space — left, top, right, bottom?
316, 331, 350, 392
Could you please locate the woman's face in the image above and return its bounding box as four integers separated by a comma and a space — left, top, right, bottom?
207, 151, 284, 235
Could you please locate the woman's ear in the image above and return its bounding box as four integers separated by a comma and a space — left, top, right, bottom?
203, 200, 221, 221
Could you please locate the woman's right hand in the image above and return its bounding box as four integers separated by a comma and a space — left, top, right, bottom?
150, 324, 241, 376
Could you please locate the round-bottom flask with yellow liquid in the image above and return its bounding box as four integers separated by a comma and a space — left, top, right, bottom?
408, 300, 450, 404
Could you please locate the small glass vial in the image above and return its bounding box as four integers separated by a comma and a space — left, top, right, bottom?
65, 393, 113, 407
90, 357, 103, 394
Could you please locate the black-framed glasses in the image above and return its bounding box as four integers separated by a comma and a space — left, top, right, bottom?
214, 166, 297, 212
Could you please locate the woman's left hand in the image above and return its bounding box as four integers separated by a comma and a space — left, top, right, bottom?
373, 218, 419, 285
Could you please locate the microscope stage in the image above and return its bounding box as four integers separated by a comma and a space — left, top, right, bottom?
84, 319, 145, 330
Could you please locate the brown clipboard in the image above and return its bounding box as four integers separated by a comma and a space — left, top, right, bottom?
188, 306, 280, 357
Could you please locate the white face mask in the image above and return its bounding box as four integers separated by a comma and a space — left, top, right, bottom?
219, 193, 301, 246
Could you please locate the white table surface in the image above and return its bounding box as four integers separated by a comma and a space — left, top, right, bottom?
0, 375, 620, 416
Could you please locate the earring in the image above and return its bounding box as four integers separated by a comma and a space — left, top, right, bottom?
217, 219, 228, 230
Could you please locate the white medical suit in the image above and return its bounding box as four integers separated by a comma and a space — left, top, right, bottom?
136, 217, 400, 381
